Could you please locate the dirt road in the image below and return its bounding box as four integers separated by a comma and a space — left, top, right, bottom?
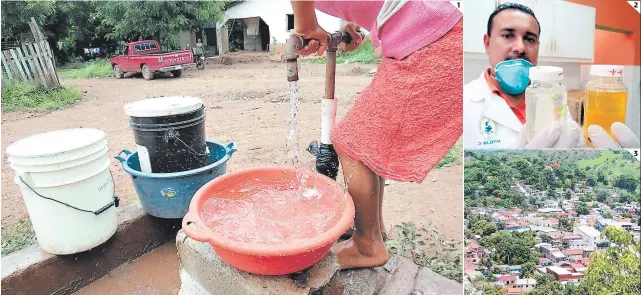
1, 59, 463, 246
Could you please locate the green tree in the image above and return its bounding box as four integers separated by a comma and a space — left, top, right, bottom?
559, 216, 574, 232
565, 282, 589, 295
596, 190, 610, 203
472, 220, 497, 237
1, 0, 55, 40
584, 226, 641, 294
97, 1, 226, 50
522, 261, 536, 278
540, 234, 552, 243
618, 191, 632, 204
614, 174, 640, 193
482, 231, 538, 266
576, 202, 590, 216
602, 211, 613, 219
483, 286, 504, 295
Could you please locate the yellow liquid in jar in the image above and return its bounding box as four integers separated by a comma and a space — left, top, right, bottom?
583, 90, 627, 141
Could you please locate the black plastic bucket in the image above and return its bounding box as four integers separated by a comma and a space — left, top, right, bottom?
128, 106, 208, 173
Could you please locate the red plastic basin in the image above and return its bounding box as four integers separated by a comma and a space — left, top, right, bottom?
182, 166, 355, 275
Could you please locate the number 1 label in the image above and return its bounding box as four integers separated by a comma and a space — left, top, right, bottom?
450, 1, 463, 13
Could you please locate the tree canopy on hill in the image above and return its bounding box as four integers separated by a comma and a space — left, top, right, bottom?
464, 150, 640, 208
1, 0, 229, 64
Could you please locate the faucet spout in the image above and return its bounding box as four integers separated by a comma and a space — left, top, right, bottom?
285, 36, 304, 82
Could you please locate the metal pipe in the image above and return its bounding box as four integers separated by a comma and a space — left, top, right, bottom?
285, 36, 304, 82
325, 32, 342, 100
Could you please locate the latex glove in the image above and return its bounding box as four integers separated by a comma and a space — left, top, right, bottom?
587, 122, 640, 148
517, 120, 581, 148
339, 22, 363, 52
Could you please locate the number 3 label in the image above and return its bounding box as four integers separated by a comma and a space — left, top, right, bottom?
450, 1, 463, 13
628, 1, 641, 13
629, 149, 640, 161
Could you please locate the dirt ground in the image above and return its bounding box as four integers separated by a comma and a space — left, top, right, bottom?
1, 56, 463, 246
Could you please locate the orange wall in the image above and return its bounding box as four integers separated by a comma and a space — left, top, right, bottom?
566, 0, 640, 65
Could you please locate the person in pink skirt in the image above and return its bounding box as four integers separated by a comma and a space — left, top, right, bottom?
291, 0, 463, 269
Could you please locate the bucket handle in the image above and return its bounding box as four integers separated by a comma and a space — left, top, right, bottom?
182, 211, 210, 242
18, 173, 120, 216
226, 142, 238, 155
115, 149, 132, 163
168, 131, 210, 157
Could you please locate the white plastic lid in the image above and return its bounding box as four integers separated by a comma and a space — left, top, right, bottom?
6, 128, 106, 158
590, 65, 624, 77
124, 96, 203, 117
529, 66, 564, 81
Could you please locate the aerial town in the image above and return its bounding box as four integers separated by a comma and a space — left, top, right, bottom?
464, 150, 640, 295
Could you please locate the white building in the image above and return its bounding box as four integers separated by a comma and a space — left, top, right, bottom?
574, 226, 601, 248
215, 0, 342, 55
516, 278, 538, 293
567, 239, 590, 249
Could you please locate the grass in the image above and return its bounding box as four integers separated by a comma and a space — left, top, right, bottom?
386, 222, 463, 283
309, 39, 377, 64
58, 59, 113, 79
1, 82, 82, 112
436, 140, 463, 168
1, 219, 37, 256
577, 150, 640, 179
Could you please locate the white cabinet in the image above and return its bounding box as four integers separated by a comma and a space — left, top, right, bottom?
464, 0, 596, 62
550, 0, 596, 60
463, 0, 497, 54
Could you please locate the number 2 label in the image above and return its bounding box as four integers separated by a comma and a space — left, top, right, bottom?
628, 1, 641, 13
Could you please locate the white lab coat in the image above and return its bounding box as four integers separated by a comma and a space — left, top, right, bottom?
464, 72, 573, 149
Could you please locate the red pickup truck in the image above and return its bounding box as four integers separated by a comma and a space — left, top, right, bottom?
110, 40, 196, 80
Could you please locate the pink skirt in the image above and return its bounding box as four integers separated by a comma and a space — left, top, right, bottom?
330, 20, 462, 184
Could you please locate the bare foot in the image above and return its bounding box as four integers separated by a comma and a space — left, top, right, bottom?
330, 234, 389, 269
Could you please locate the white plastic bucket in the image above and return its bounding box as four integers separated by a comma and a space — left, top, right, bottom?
6, 128, 119, 255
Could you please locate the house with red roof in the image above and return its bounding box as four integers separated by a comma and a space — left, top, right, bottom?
562, 249, 585, 260
616, 217, 633, 223
548, 218, 559, 228
465, 242, 486, 263
498, 275, 518, 285
546, 266, 585, 282
559, 261, 587, 273
575, 257, 592, 266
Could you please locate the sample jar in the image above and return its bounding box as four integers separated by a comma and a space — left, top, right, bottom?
525, 66, 568, 141
583, 65, 628, 142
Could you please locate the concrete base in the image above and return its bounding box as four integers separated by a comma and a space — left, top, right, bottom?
177, 230, 463, 295
176, 230, 340, 295
1, 203, 182, 295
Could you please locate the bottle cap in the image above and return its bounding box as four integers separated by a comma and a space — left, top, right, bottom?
529, 66, 564, 82
590, 65, 624, 77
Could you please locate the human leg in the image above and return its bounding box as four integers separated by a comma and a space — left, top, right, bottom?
330, 148, 389, 269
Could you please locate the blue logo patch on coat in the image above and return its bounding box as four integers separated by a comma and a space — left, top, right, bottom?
479, 117, 498, 139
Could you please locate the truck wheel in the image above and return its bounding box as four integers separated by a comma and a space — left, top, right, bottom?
171, 70, 183, 77
142, 64, 154, 80
113, 65, 124, 79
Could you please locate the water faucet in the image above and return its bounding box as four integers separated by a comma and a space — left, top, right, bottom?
285, 32, 362, 83
285, 35, 305, 82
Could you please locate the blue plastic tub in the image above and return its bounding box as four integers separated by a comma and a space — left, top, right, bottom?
115, 140, 237, 218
